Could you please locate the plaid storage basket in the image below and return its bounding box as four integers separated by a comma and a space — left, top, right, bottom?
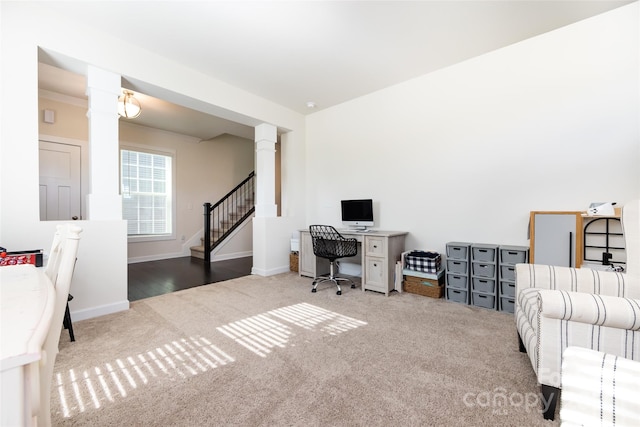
405, 250, 441, 273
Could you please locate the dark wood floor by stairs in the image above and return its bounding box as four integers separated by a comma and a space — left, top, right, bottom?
127, 256, 253, 301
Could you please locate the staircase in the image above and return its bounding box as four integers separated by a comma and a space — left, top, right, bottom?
190, 172, 255, 262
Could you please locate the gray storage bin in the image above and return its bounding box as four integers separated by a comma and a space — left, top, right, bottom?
500, 265, 516, 281
500, 296, 515, 313
447, 273, 468, 290
446, 259, 468, 275
472, 277, 496, 294
472, 292, 496, 309
446, 242, 471, 260
499, 246, 529, 264
471, 244, 498, 262
446, 288, 468, 304
500, 281, 516, 298
471, 262, 496, 278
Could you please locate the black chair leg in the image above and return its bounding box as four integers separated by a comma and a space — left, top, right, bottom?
64, 295, 75, 342
518, 332, 526, 353
540, 384, 559, 420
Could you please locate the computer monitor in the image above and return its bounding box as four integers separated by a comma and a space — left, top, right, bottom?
341, 199, 374, 231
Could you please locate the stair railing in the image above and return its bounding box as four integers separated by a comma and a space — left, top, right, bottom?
203, 172, 255, 263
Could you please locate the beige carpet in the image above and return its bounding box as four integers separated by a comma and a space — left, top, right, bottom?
53, 273, 558, 426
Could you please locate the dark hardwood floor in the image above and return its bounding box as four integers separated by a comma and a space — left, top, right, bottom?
127, 256, 253, 301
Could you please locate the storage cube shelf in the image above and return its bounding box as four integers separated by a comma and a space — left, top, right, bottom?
445, 242, 471, 305
445, 242, 529, 312
469, 244, 498, 310
497, 245, 529, 313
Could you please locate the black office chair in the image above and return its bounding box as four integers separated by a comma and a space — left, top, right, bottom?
309, 225, 358, 295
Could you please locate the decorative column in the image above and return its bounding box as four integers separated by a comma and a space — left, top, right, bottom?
85, 66, 122, 220
254, 123, 278, 217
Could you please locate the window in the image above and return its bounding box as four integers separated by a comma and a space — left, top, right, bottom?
120, 147, 175, 241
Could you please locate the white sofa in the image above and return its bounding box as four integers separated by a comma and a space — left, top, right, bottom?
560, 346, 640, 426
514, 200, 640, 420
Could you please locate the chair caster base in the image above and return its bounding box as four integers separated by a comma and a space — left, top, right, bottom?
337, 290, 342, 295
350, 284, 356, 289
311, 288, 317, 293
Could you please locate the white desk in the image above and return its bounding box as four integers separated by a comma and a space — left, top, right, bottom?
299, 229, 407, 296
1, 264, 55, 427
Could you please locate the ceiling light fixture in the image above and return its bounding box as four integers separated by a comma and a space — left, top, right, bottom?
306, 101, 317, 109
117, 89, 141, 119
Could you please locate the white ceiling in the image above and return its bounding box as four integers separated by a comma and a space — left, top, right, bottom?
37, 0, 634, 140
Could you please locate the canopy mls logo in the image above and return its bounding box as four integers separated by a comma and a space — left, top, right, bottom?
462, 387, 555, 415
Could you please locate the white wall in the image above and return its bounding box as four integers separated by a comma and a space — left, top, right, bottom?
305, 3, 639, 254
39, 93, 89, 141
1, 2, 307, 320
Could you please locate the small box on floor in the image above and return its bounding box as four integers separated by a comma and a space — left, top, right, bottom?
289, 252, 299, 272
403, 269, 445, 298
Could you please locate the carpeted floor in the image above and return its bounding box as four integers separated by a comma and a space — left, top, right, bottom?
52, 272, 558, 426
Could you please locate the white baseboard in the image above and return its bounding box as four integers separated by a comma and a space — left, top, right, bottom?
211, 250, 252, 262
128, 252, 185, 264
251, 265, 291, 276
71, 300, 130, 322
129, 251, 253, 264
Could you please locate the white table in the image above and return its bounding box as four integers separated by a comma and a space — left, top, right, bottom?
1, 264, 55, 427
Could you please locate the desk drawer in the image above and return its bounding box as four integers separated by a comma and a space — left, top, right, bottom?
365, 236, 386, 256
364, 256, 386, 290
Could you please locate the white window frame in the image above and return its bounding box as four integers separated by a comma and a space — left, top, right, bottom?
120, 143, 177, 243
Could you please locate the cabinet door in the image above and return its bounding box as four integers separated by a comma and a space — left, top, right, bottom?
531, 212, 582, 267
364, 256, 386, 292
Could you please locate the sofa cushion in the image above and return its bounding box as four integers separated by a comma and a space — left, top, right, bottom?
561, 346, 640, 426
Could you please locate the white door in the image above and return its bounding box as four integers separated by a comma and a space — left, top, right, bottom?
39, 141, 81, 221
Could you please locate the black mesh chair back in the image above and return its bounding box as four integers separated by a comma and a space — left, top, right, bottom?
310, 225, 358, 260
309, 225, 358, 295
